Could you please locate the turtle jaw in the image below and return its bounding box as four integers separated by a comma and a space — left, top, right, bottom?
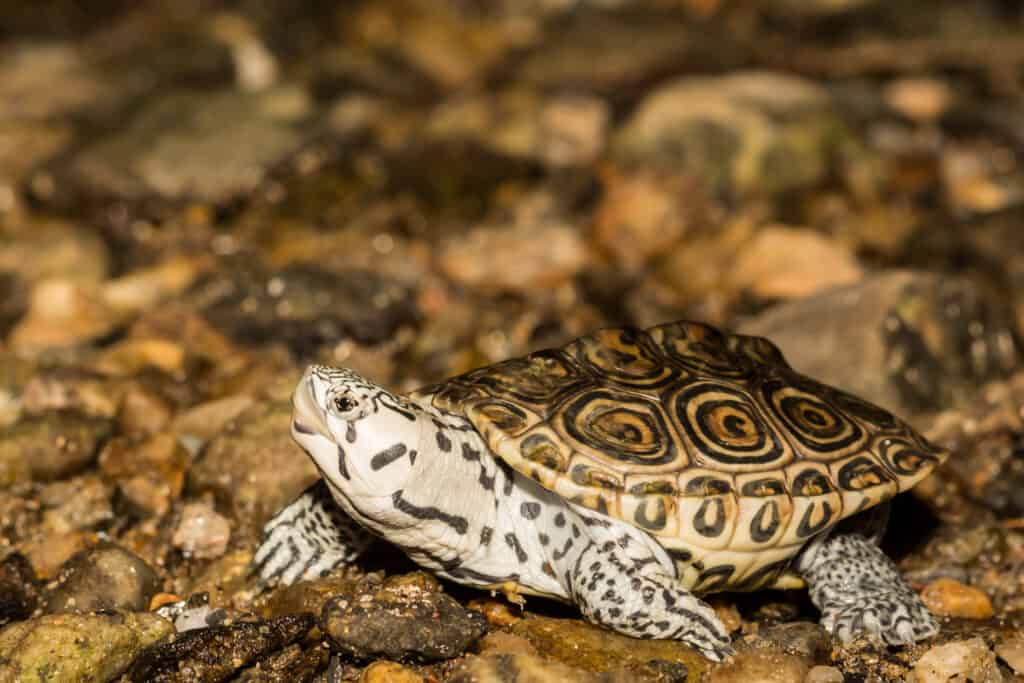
291, 368, 332, 442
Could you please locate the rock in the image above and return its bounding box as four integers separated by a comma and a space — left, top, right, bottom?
172, 501, 232, 560
747, 622, 829, 661
258, 568, 364, 620
43, 542, 161, 614
170, 395, 255, 446
127, 613, 315, 683
115, 381, 175, 437
426, 88, 608, 167
0, 220, 109, 286
477, 632, 538, 657
320, 572, 487, 662
98, 434, 189, 517
188, 397, 319, 536
613, 72, 848, 196
60, 87, 313, 204
9, 278, 124, 353
359, 661, 425, 683
705, 648, 809, 683
737, 271, 1022, 420
804, 665, 844, 683
884, 77, 953, 123
19, 530, 93, 580
920, 578, 995, 619
449, 653, 614, 683
0, 410, 114, 482
467, 598, 524, 628
189, 261, 417, 356
101, 256, 211, 318
439, 192, 587, 293
511, 615, 706, 679
0, 43, 106, 121
729, 226, 863, 300
38, 474, 113, 534
233, 643, 327, 682
20, 368, 120, 419
995, 636, 1024, 675
0, 610, 173, 683
909, 637, 1002, 683
0, 552, 40, 626
0, 272, 27, 341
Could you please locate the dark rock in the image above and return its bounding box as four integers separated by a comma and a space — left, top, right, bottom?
43, 541, 161, 614
189, 261, 417, 358
0, 271, 27, 339
740, 622, 830, 662
233, 643, 327, 682
0, 552, 40, 626
128, 613, 316, 683
0, 410, 115, 482
320, 572, 487, 662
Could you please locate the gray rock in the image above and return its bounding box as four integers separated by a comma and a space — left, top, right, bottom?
0, 552, 40, 627
127, 613, 316, 683
0, 410, 114, 482
321, 573, 487, 662
233, 643, 327, 683
43, 542, 161, 614
0, 610, 174, 683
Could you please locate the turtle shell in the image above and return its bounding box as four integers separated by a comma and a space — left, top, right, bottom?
411, 321, 948, 591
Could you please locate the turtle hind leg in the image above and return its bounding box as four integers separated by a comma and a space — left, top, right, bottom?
252, 480, 374, 585
566, 532, 734, 661
797, 532, 938, 646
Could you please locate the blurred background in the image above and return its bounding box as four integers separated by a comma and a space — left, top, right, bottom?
3, 1, 1024, 681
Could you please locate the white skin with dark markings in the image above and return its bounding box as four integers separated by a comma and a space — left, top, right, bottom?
253, 365, 937, 661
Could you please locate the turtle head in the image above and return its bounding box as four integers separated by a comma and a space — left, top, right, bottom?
291, 365, 424, 514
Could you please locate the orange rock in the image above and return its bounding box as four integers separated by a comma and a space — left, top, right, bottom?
920, 577, 994, 619
149, 592, 183, 611
467, 598, 523, 627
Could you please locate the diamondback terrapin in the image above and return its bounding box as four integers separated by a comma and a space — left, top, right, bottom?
253, 321, 947, 660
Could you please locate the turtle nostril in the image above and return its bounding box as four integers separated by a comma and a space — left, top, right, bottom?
334, 396, 357, 413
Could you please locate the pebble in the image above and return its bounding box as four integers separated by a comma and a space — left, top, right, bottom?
9, 278, 123, 353
98, 434, 189, 517
0, 410, 114, 482
909, 637, 1003, 683
0, 610, 173, 683
705, 648, 809, 683
805, 665, 844, 683
188, 397, 319, 537
467, 598, 524, 627
233, 642, 327, 682
172, 500, 232, 560
450, 653, 607, 683
921, 577, 995, 619
38, 475, 113, 534
42, 541, 161, 614
128, 613, 315, 683
995, 636, 1024, 675
360, 661, 425, 683
730, 225, 863, 300
321, 572, 487, 662
0, 552, 40, 627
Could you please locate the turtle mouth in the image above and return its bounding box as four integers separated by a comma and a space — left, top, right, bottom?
292, 370, 332, 440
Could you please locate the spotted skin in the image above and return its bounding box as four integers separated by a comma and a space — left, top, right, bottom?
797, 533, 938, 645
253, 362, 940, 661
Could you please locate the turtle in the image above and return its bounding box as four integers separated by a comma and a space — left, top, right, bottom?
252, 320, 947, 661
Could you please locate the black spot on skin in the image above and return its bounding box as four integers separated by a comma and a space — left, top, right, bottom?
462, 443, 481, 462
504, 533, 528, 563
520, 502, 541, 520
337, 445, 350, 480
478, 467, 496, 491
480, 526, 493, 546
572, 524, 580, 538
408, 450, 417, 465
554, 512, 566, 527
436, 431, 452, 452
539, 533, 550, 546
391, 490, 469, 534
370, 443, 408, 471
346, 422, 357, 443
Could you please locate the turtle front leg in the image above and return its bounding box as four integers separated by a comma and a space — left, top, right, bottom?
565, 524, 734, 661
797, 532, 938, 646
252, 480, 375, 585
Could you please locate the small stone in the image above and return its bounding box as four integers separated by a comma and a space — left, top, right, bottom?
0, 611, 173, 683
233, 643, 327, 682
116, 381, 175, 437
360, 661, 425, 683
43, 541, 161, 614
467, 598, 523, 627
98, 434, 189, 517
449, 653, 606, 683
884, 78, 953, 122
38, 475, 113, 534
170, 395, 254, 445
730, 225, 863, 300
172, 501, 232, 560
910, 637, 1002, 683
995, 636, 1024, 675
128, 613, 315, 683
321, 572, 487, 662
805, 665, 844, 683
477, 632, 538, 657
705, 648, 809, 683
0, 553, 40, 627
19, 530, 92, 580
709, 598, 744, 634
920, 577, 994, 619
9, 278, 123, 353
0, 410, 114, 482
258, 568, 364, 620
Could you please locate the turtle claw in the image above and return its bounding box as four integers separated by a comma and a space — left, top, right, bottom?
822, 591, 938, 647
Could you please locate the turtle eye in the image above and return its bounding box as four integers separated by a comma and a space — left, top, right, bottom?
329, 393, 359, 417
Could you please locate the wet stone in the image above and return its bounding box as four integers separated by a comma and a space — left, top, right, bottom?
232, 642, 327, 683
0, 271, 27, 340
43, 541, 161, 615
172, 500, 232, 561
0, 552, 41, 627
57, 87, 313, 204
0, 410, 114, 483
704, 648, 810, 683
0, 610, 174, 683
320, 572, 487, 662
128, 613, 316, 683
909, 637, 1002, 683
258, 567, 364, 620
189, 261, 417, 357
921, 577, 995, 620
449, 653, 618, 683
741, 621, 830, 662
359, 660, 425, 683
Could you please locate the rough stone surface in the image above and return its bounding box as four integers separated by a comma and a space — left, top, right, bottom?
0, 552, 40, 627
172, 500, 232, 560
42, 542, 162, 614
321, 572, 487, 662
449, 653, 615, 683
359, 660, 426, 683
0, 610, 173, 683
909, 637, 1003, 683
704, 648, 810, 683
0, 410, 113, 482
127, 613, 315, 683
232, 643, 327, 683
921, 578, 995, 619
